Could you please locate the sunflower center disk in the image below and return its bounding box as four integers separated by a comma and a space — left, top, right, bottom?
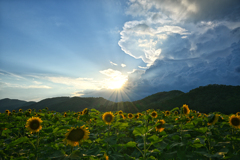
231, 118, 240, 126
67, 129, 84, 141
30, 120, 40, 130
183, 108, 187, 114
156, 124, 163, 129
105, 115, 112, 122
208, 115, 215, 123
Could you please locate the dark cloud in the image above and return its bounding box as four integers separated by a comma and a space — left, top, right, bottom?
76, 0, 240, 102
128, 0, 240, 22
181, 0, 240, 22
125, 39, 240, 98
235, 66, 240, 73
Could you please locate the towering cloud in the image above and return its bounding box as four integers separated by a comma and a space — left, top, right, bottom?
118, 0, 240, 100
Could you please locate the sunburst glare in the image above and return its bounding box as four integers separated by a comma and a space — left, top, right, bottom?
107, 78, 127, 89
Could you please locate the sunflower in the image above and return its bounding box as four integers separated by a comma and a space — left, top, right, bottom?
236, 112, 240, 116
197, 113, 201, 118
5, 110, 9, 114
151, 111, 158, 118
135, 114, 139, 119
19, 109, 22, 112
25, 117, 43, 133
137, 113, 142, 116
192, 110, 196, 114
118, 110, 123, 115
189, 115, 194, 119
165, 111, 170, 116
128, 113, 133, 119
64, 125, 90, 146
229, 115, 240, 129
186, 117, 191, 123
45, 107, 48, 110
120, 114, 126, 119
64, 112, 67, 117
28, 109, 32, 114
39, 109, 42, 112
102, 112, 115, 125
83, 108, 89, 115
155, 120, 165, 132
8, 112, 12, 116
12, 110, 16, 113
104, 153, 109, 160
174, 111, 178, 116
182, 104, 190, 115
207, 114, 219, 126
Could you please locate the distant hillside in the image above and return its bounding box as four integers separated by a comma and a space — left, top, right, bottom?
98, 101, 139, 113
140, 84, 240, 114
133, 90, 184, 111
98, 90, 184, 113
1, 84, 240, 114
17, 97, 115, 112
0, 98, 36, 112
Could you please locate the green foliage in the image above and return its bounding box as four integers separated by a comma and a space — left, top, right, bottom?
0, 101, 240, 159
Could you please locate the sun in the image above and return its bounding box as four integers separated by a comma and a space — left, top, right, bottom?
108, 78, 127, 89
100, 69, 128, 90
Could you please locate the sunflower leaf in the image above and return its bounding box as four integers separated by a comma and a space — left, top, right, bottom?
194, 127, 208, 133
171, 107, 179, 112
126, 141, 137, 147
148, 135, 160, 142
6, 136, 29, 150
133, 127, 146, 137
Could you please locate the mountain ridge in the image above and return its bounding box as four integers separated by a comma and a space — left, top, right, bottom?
0, 84, 239, 114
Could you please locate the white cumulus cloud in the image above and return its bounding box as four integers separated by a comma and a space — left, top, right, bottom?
121, 64, 126, 67
110, 61, 118, 66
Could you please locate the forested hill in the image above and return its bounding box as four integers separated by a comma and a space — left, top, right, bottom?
138, 84, 240, 114
0, 84, 240, 114
0, 98, 35, 112
17, 97, 115, 113
99, 90, 184, 113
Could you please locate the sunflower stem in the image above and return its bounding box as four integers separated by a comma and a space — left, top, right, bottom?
135, 145, 144, 157
107, 124, 110, 153
143, 111, 148, 160
206, 127, 212, 160
231, 129, 235, 150
36, 131, 39, 160
179, 109, 183, 141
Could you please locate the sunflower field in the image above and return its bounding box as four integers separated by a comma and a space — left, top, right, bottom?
0, 105, 240, 160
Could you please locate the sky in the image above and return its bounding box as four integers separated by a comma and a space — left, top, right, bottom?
0, 0, 240, 102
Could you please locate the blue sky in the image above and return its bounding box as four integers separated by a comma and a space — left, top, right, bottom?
1, 0, 240, 102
